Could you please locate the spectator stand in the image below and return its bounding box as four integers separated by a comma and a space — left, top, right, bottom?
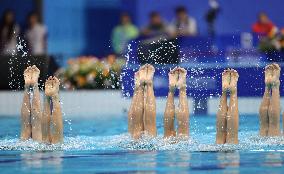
121, 34, 284, 114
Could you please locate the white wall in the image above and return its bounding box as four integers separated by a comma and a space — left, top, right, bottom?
1, 91, 283, 117
0, 91, 193, 118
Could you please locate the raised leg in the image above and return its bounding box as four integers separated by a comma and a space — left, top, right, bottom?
216, 70, 229, 144
21, 87, 32, 140
128, 71, 145, 139
29, 65, 42, 142
216, 92, 227, 144
226, 69, 239, 144
31, 84, 42, 141
45, 77, 63, 144
283, 112, 284, 135
164, 69, 177, 138
144, 65, 157, 137
268, 63, 281, 136
176, 68, 189, 138
42, 97, 51, 143
259, 65, 273, 136
50, 96, 63, 143
259, 87, 271, 136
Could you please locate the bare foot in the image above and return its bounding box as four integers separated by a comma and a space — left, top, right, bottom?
176, 67, 187, 90
271, 63, 281, 87
145, 64, 155, 85
24, 66, 32, 87
168, 67, 178, 91
24, 65, 40, 87
45, 76, 60, 97
265, 64, 274, 87
229, 69, 239, 93
139, 65, 147, 85
134, 71, 141, 87
222, 69, 230, 92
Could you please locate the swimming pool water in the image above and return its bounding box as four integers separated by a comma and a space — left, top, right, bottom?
1, 114, 284, 173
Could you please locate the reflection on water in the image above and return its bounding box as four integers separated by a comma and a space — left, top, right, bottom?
217, 152, 240, 174
20, 151, 63, 172
264, 152, 282, 167
0, 150, 284, 173
126, 151, 157, 173
162, 151, 191, 170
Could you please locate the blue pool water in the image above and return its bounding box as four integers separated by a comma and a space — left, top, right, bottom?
1, 114, 284, 173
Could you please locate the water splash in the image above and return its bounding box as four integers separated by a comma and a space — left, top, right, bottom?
1, 133, 284, 152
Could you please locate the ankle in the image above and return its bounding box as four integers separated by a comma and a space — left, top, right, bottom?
145, 81, 153, 87
272, 80, 280, 88
179, 86, 187, 92
169, 86, 175, 92
265, 84, 272, 90
24, 85, 32, 92
230, 88, 237, 95
31, 83, 39, 90
51, 94, 60, 101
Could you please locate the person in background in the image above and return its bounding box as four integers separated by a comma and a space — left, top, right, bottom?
111, 13, 139, 55
168, 6, 197, 37
271, 28, 284, 52
205, 0, 220, 37
0, 10, 20, 55
279, 28, 284, 51
252, 12, 277, 37
141, 11, 168, 37
25, 11, 47, 56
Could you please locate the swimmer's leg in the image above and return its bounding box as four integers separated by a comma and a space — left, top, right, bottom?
259, 64, 273, 136
164, 69, 177, 138
144, 64, 157, 137
259, 86, 270, 136
128, 71, 144, 139
30, 65, 42, 142
21, 66, 34, 140
42, 97, 51, 143
283, 112, 284, 135
21, 87, 32, 140
226, 69, 239, 144
176, 68, 189, 138
268, 63, 281, 136
50, 96, 63, 144
45, 77, 63, 144
268, 85, 280, 136
216, 70, 229, 144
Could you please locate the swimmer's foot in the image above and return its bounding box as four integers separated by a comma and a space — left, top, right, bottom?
139, 65, 147, 85
45, 76, 60, 98
168, 67, 178, 91
222, 69, 230, 93
134, 71, 141, 88
176, 67, 187, 90
271, 63, 281, 87
145, 64, 155, 85
24, 65, 40, 88
264, 64, 274, 88
229, 69, 239, 94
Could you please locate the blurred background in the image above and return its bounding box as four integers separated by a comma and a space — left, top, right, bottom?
1, 0, 284, 116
